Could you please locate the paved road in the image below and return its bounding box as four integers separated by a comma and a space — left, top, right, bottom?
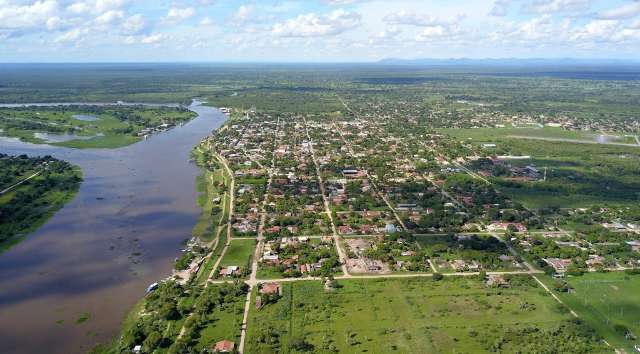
303, 117, 350, 277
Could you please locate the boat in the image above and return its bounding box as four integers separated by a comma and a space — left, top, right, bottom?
146, 282, 159, 293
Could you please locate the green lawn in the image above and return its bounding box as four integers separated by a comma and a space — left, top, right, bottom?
246, 276, 609, 353
438, 126, 632, 144
497, 187, 635, 209
192, 167, 228, 242
550, 272, 640, 353
194, 294, 245, 351
218, 239, 256, 268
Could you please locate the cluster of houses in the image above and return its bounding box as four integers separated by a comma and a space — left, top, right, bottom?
136, 122, 175, 138
260, 236, 336, 276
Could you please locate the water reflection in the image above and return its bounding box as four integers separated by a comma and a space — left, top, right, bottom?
0, 101, 225, 354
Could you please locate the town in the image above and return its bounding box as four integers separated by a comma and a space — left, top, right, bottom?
112, 94, 640, 354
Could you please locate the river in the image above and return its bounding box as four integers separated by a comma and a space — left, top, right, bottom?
0, 102, 226, 354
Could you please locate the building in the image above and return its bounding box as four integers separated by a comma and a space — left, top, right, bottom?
627, 240, 640, 252
219, 266, 239, 277
260, 282, 282, 296
213, 340, 235, 353
586, 255, 605, 269
544, 258, 572, 274
385, 223, 398, 233
486, 274, 508, 287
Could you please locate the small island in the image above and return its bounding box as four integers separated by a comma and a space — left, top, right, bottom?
0, 153, 82, 252
0, 105, 197, 149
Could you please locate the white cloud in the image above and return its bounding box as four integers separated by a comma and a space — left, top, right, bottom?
141, 33, 164, 44
490, 0, 511, 17
598, 1, 640, 20
383, 10, 462, 27
322, 0, 371, 4
522, 0, 590, 14
272, 9, 361, 37
200, 17, 213, 26
414, 26, 447, 41
95, 10, 124, 26
121, 14, 146, 35
0, 0, 59, 30
570, 20, 620, 42
55, 27, 89, 43
230, 4, 253, 23
46, 16, 64, 30
164, 7, 195, 23
67, 0, 127, 15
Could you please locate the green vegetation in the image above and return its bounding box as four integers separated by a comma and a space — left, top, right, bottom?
246, 276, 608, 353
218, 239, 256, 268
191, 147, 230, 242
441, 128, 640, 209
0, 153, 82, 252
0, 105, 196, 149
546, 272, 640, 352
439, 126, 637, 144
494, 139, 640, 208
94, 281, 247, 354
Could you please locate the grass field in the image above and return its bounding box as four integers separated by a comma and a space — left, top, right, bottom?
438, 129, 640, 209
192, 166, 228, 242
53, 134, 141, 149
246, 276, 609, 353
549, 272, 640, 352
498, 187, 633, 209
0, 106, 195, 149
218, 239, 256, 268
193, 293, 245, 351
438, 126, 635, 144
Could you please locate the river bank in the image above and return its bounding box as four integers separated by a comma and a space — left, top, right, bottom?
0, 102, 226, 354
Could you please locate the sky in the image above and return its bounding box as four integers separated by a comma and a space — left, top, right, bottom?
1, 0, 640, 62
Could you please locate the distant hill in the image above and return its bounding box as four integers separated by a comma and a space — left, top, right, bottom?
376, 58, 640, 67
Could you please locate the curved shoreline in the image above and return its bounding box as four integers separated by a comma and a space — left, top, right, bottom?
0, 103, 227, 354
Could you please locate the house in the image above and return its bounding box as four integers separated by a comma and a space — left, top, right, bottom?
219, 266, 239, 277
602, 222, 626, 230
260, 282, 282, 295
586, 255, 605, 268
338, 225, 355, 234
627, 240, 640, 252
487, 222, 527, 232
401, 251, 416, 257
385, 224, 398, 233
451, 260, 467, 272
262, 252, 279, 264
486, 274, 508, 287
544, 258, 572, 274
213, 340, 235, 353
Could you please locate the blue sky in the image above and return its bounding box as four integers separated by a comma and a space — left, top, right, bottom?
1, 0, 640, 62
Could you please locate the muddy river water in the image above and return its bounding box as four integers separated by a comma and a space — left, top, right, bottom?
0, 102, 225, 354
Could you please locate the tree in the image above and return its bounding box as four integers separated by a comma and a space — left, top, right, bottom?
432, 273, 444, 281
289, 336, 313, 352
143, 331, 163, 351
